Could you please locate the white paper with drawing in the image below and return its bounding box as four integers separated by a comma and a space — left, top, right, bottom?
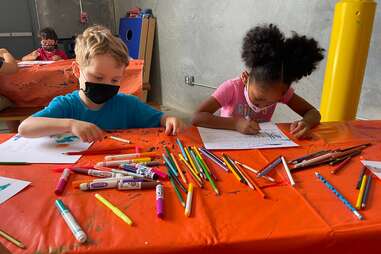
361, 160, 381, 180
0, 134, 92, 163
0, 176, 31, 205
198, 123, 298, 150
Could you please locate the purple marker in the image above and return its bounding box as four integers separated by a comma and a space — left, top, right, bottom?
79, 181, 118, 191
156, 184, 164, 218
55, 168, 71, 195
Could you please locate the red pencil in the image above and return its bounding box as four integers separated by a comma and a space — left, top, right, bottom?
64, 146, 135, 155
330, 156, 352, 174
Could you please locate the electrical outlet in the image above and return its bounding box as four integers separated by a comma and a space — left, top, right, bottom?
185, 75, 195, 86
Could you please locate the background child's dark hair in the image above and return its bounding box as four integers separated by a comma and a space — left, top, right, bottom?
39, 27, 58, 41
241, 23, 324, 86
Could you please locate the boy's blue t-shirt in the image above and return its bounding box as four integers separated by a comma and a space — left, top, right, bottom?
33, 91, 163, 130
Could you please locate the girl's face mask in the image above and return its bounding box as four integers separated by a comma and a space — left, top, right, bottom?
244, 79, 276, 113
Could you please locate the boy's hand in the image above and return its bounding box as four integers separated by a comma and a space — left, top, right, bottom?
290, 120, 310, 139
235, 118, 260, 135
69, 120, 105, 143
163, 116, 184, 136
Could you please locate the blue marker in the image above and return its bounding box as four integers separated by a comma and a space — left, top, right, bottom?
315, 172, 363, 220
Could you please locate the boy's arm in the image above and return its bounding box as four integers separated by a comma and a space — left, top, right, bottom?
0, 48, 18, 74
18, 117, 73, 137
18, 117, 105, 143
191, 97, 259, 134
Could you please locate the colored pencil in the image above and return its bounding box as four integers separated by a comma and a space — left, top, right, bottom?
361, 175, 372, 208
330, 156, 352, 174
0, 229, 26, 249
356, 166, 366, 189
194, 153, 219, 195
356, 175, 367, 209
170, 153, 188, 184
168, 173, 185, 207
281, 156, 295, 186
179, 154, 203, 187
315, 172, 363, 220
257, 156, 282, 178
234, 161, 275, 182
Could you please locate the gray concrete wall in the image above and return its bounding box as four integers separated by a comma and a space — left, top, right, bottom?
115, 0, 380, 122
35, 0, 116, 38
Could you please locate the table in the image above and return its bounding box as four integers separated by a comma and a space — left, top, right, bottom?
0, 120, 381, 253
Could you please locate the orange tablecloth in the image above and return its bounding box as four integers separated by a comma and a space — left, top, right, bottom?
0, 59, 144, 107
0, 120, 381, 253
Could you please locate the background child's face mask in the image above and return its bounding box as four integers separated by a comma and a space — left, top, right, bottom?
41, 39, 57, 52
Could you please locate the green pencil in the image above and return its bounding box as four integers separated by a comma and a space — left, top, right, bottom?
168, 172, 185, 207
194, 154, 220, 195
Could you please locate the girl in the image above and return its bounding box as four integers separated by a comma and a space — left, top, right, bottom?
192, 24, 324, 139
22, 27, 68, 61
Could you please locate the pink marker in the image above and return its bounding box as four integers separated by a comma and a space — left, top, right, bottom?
156, 184, 164, 218
55, 168, 71, 195
152, 168, 168, 180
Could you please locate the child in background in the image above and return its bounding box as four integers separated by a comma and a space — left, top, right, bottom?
22, 27, 68, 61
18, 25, 183, 142
192, 24, 324, 139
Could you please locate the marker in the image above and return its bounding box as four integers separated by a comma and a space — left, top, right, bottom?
123, 165, 158, 180
94, 193, 133, 226
55, 199, 87, 243
111, 169, 146, 178
151, 169, 169, 180
71, 168, 113, 178
281, 156, 295, 186
120, 161, 163, 168
72, 176, 134, 188
185, 183, 194, 217
96, 158, 152, 167
79, 181, 118, 191
108, 136, 131, 144
156, 184, 164, 218
105, 152, 159, 161
55, 168, 71, 195
315, 172, 363, 220
0, 229, 26, 249
117, 181, 158, 190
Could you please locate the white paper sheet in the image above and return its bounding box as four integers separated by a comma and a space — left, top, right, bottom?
0, 134, 92, 163
198, 123, 298, 150
361, 160, 381, 180
0, 176, 31, 204
17, 61, 55, 67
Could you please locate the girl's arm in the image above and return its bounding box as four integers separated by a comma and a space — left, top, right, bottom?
21, 50, 39, 61
287, 94, 321, 138
192, 97, 259, 134
18, 117, 105, 143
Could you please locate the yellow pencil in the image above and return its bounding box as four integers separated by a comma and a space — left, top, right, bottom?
0, 229, 26, 249
179, 154, 203, 185
170, 153, 188, 184
185, 183, 194, 217
356, 175, 367, 209
184, 147, 199, 175
222, 155, 242, 183
95, 193, 133, 226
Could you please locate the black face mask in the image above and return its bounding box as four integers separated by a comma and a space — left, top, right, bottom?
81, 82, 120, 104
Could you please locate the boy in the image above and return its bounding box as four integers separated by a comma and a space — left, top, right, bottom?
18, 25, 182, 142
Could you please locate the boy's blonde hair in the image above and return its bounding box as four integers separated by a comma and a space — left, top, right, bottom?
75, 25, 129, 67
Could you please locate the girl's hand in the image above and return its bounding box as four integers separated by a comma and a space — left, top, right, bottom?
164, 116, 184, 135
290, 120, 310, 139
52, 55, 62, 61
69, 120, 105, 143
235, 118, 260, 135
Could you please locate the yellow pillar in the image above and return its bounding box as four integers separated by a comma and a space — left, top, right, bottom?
320, 0, 376, 122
